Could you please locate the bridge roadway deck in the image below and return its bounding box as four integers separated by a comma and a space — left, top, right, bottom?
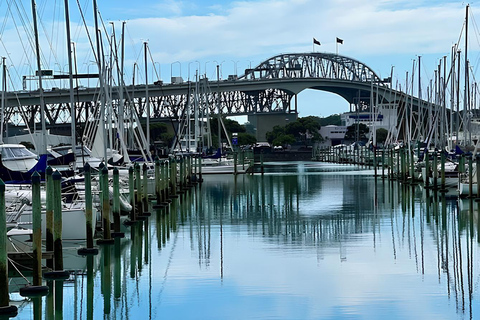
5, 77, 406, 108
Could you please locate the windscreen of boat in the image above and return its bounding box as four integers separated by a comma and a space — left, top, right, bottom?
2, 146, 37, 160
1, 146, 38, 172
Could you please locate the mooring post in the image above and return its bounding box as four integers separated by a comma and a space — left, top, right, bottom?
381, 148, 385, 179
77, 163, 98, 255
161, 161, 168, 203
46, 166, 54, 269
135, 163, 142, 215
155, 159, 161, 201
142, 163, 148, 207
234, 152, 238, 175
170, 156, 178, 197
53, 171, 64, 271
440, 151, 446, 192
178, 156, 185, 193
142, 163, 151, 216
112, 167, 124, 238
31, 171, 43, 285
19, 172, 49, 297
198, 155, 203, 183
128, 166, 136, 223
424, 149, 430, 189
165, 160, 171, 199
0, 177, 18, 316
98, 166, 114, 244
44, 171, 70, 280
410, 148, 415, 184
85, 163, 94, 248
469, 155, 473, 198
260, 150, 264, 174
432, 151, 438, 190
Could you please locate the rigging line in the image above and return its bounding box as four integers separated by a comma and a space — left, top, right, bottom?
75, 0, 98, 65
468, 11, 480, 76
35, 0, 61, 74
147, 46, 160, 80
7, 0, 37, 70
125, 24, 143, 76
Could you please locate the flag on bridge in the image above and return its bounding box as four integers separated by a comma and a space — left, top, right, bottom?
336, 37, 343, 44
313, 38, 321, 46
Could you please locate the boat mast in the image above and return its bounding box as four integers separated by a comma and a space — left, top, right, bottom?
93, 0, 108, 163
144, 42, 150, 151
64, 0, 76, 150
1, 57, 5, 144
464, 4, 469, 146
31, 0, 47, 155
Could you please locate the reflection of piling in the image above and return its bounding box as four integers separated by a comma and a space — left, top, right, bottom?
86, 255, 94, 320
101, 245, 112, 316
114, 238, 122, 299
20, 172, 49, 297
78, 163, 99, 255
97, 166, 114, 245
0, 178, 18, 317
112, 168, 125, 238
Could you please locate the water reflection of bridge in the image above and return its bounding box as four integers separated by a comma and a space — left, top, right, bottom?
10, 165, 480, 318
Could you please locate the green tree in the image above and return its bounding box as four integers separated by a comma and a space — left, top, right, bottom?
319, 114, 341, 126
273, 134, 296, 147
266, 125, 286, 144
237, 132, 256, 146
344, 123, 369, 142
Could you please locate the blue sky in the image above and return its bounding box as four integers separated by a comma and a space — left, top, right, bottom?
0, 0, 477, 119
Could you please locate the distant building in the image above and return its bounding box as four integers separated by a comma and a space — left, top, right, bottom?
318, 125, 347, 147
341, 104, 397, 131
318, 104, 398, 148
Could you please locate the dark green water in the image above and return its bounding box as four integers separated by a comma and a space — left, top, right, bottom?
8, 162, 480, 319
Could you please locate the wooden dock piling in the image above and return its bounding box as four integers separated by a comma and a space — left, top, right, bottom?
0, 178, 18, 316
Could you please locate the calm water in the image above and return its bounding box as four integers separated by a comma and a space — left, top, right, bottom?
8, 162, 480, 319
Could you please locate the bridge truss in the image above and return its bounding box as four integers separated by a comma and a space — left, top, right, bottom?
3, 52, 447, 148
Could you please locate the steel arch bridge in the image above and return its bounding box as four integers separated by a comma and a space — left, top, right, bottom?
3, 52, 432, 139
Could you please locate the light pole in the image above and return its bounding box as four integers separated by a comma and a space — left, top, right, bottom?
213, 60, 224, 80
195, 60, 200, 77
188, 61, 194, 81
231, 60, 239, 76
171, 61, 181, 82
204, 61, 210, 77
